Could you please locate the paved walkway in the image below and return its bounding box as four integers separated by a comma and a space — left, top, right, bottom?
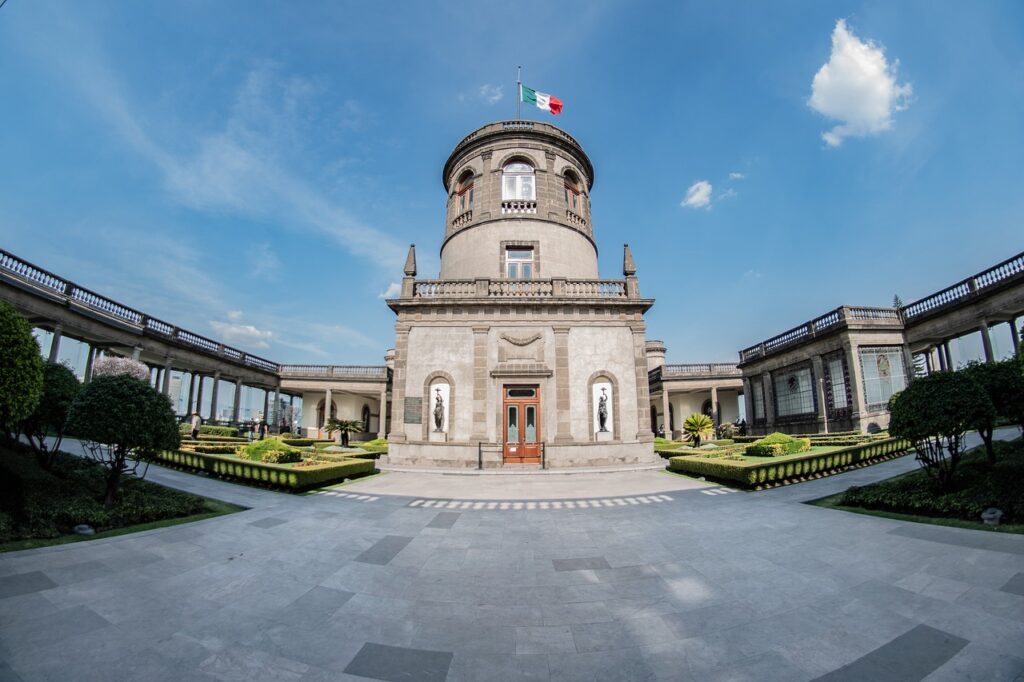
1, 433, 1023, 681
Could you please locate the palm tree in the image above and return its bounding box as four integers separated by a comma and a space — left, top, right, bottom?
682, 413, 714, 448
324, 418, 364, 447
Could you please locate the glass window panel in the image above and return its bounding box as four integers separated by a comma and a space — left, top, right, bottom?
504, 162, 533, 173
508, 388, 535, 398
468, 188, 473, 207
520, 176, 534, 200
860, 347, 907, 408
506, 406, 519, 443
503, 176, 517, 199
752, 382, 765, 420
525, 406, 537, 443
827, 357, 848, 409
507, 249, 533, 260
522, 263, 532, 279
773, 367, 814, 417
507, 263, 517, 279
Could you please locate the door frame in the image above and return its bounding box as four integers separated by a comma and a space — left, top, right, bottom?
502, 383, 541, 463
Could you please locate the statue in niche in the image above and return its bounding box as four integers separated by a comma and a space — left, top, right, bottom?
433, 388, 445, 432
598, 387, 609, 432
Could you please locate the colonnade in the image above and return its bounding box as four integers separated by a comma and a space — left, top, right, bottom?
914, 316, 1021, 374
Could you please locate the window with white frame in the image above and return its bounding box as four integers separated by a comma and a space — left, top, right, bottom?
752, 381, 765, 421
825, 356, 849, 410
505, 248, 534, 280
773, 366, 815, 417
860, 346, 907, 408
502, 161, 535, 201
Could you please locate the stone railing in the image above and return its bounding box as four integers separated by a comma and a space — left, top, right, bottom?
902, 250, 1024, 322
412, 277, 631, 300
0, 247, 280, 374
566, 210, 587, 228
501, 200, 537, 214
278, 365, 388, 380
739, 305, 903, 363
451, 210, 472, 228
662, 363, 741, 378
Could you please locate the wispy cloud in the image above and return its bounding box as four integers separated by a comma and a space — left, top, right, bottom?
681, 180, 713, 209
809, 19, 912, 147
378, 282, 401, 299
458, 84, 505, 106
728, 172, 746, 180
210, 313, 274, 349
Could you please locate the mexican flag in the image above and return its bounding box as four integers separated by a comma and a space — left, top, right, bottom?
521, 85, 563, 115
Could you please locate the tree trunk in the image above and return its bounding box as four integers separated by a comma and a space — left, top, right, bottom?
103, 455, 124, 507
981, 428, 995, 465
342, 431, 349, 447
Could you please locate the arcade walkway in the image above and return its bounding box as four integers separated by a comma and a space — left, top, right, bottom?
1, 434, 1022, 681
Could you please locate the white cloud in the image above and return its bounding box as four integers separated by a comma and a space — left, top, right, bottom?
210, 315, 274, 349
681, 180, 713, 209
378, 282, 401, 299
728, 172, 745, 180
809, 19, 912, 147
718, 187, 738, 201
479, 84, 504, 105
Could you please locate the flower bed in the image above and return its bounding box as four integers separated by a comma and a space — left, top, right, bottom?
668, 437, 911, 488
156, 450, 375, 490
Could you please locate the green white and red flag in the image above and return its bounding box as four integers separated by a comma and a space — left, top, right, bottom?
520, 85, 563, 115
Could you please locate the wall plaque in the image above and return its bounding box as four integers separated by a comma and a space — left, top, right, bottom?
403, 397, 422, 424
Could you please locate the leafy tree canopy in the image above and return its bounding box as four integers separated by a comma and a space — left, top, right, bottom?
0, 302, 43, 433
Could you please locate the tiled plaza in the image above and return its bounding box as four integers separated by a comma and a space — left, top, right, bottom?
1, 437, 1023, 681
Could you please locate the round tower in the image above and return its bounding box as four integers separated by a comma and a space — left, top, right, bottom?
439, 121, 598, 280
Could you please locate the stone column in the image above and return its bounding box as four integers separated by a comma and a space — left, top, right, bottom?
194, 375, 205, 417
553, 326, 572, 443
161, 358, 173, 396
901, 344, 915, 382
471, 326, 489, 442
47, 324, 63, 363
209, 371, 221, 423
631, 326, 654, 442
377, 384, 388, 439
232, 379, 243, 423
323, 387, 332, 439
709, 386, 719, 429
661, 388, 671, 438
741, 377, 754, 431
943, 341, 954, 371
388, 325, 410, 443
1011, 318, 1021, 356
979, 320, 995, 363
761, 372, 775, 430
132, 346, 143, 361
187, 373, 197, 414
83, 344, 95, 383
262, 387, 270, 424
269, 384, 280, 432
811, 355, 828, 433
842, 341, 867, 428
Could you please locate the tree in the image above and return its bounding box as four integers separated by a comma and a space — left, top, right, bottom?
888, 372, 995, 491
961, 360, 1024, 463
0, 302, 44, 439
91, 355, 150, 382
21, 362, 81, 468
682, 413, 714, 448
324, 418, 363, 447
66, 374, 180, 506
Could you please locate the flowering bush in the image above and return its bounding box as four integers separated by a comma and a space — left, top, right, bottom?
92, 356, 150, 382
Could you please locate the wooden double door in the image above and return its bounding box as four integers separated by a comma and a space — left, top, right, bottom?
503, 385, 541, 464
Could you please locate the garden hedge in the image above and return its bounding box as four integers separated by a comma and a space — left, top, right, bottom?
178, 424, 240, 437
156, 450, 375, 490
280, 438, 334, 447
745, 433, 811, 457
668, 437, 911, 488
182, 444, 241, 454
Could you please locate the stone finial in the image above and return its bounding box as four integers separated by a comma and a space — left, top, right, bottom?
403, 244, 417, 277
623, 244, 637, 276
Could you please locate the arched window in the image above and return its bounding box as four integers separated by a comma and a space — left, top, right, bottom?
502, 161, 535, 201
316, 399, 337, 428
563, 170, 581, 212
456, 171, 474, 213
361, 404, 371, 431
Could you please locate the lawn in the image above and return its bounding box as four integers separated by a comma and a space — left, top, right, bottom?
0, 442, 244, 552
809, 439, 1024, 534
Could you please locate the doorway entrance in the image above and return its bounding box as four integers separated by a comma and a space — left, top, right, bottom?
503, 385, 541, 463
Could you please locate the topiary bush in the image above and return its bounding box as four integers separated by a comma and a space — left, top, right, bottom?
745, 432, 811, 457
888, 371, 995, 491
0, 302, 43, 437
960, 360, 1024, 464
21, 362, 81, 468
241, 437, 302, 463
91, 356, 150, 381
66, 374, 181, 506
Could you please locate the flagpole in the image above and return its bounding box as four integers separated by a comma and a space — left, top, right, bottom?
516, 66, 521, 120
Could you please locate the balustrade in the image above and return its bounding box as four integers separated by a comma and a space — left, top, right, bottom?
451, 210, 472, 228
278, 364, 388, 379
663, 363, 740, 377
411, 278, 629, 300
565, 210, 587, 228
501, 200, 537, 214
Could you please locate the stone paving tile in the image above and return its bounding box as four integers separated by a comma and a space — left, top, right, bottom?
923, 642, 1024, 681
353, 535, 414, 565
813, 624, 967, 681
1001, 571, 1024, 597
552, 556, 610, 572
0, 571, 56, 599
426, 511, 461, 529
343, 642, 453, 682
515, 626, 577, 655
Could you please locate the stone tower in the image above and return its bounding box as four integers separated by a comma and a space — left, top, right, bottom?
385, 121, 656, 468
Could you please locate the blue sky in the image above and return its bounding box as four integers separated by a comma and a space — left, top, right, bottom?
2, 1, 1022, 365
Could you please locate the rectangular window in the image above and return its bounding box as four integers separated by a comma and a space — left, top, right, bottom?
505, 248, 534, 280
773, 367, 815, 417
502, 175, 536, 201
826, 356, 848, 410
752, 381, 765, 420
860, 346, 907, 408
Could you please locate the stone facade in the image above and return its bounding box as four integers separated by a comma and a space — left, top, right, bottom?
384, 121, 657, 468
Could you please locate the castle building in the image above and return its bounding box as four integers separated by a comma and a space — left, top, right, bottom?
383, 121, 658, 468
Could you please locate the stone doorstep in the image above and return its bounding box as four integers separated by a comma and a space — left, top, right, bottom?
376, 463, 666, 476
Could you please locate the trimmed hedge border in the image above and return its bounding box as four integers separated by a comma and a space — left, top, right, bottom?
668, 437, 911, 489
156, 450, 375, 490
281, 438, 335, 447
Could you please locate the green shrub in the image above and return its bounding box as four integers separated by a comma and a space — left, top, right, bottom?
669, 437, 911, 487
960, 360, 1024, 464
0, 302, 43, 434
179, 424, 240, 437
745, 432, 811, 457
183, 444, 240, 455
240, 437, 300, 462
156, 449, 375, 489
21, 362, 81, 466
261, 449, 301, 464
280, 438, 334, 447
